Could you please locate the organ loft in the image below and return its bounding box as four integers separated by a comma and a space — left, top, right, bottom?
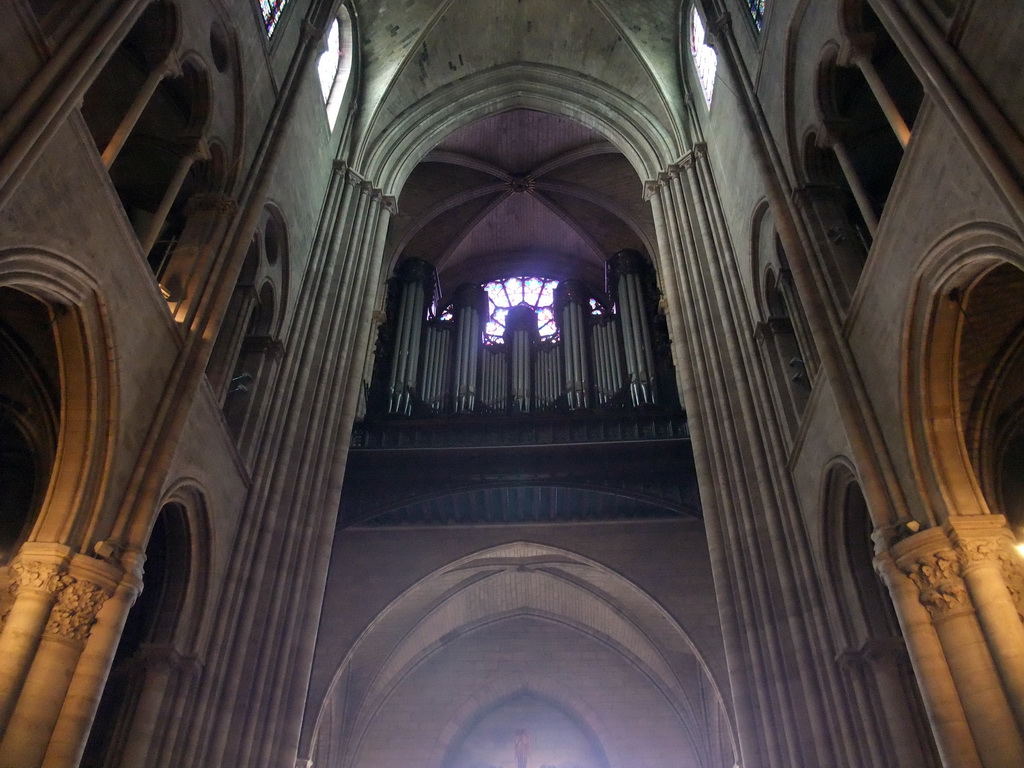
2, 1, 1024, 767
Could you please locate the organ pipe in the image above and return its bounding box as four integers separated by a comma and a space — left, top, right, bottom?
387, 258, 434, 415
555, 281, 591, 410
610, 249, 657, 406
419, 322, 452, 413
505, 304, 538, 413
376, 251, 665, 418
451, 283, 487, 413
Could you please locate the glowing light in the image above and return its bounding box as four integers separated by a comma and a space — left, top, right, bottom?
690, 8, 717, 107
482, 276, 559, 343
260, 0, 289, 36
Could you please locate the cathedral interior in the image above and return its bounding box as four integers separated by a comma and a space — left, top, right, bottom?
2, 0, 1024, 767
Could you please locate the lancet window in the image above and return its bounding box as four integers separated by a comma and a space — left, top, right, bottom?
748, 0, 766, 31
318, 12, 353, 129
690, 8, 717, 107
260, 0, 289, 35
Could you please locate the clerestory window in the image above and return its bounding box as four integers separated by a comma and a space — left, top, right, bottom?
690, 7, 717, 107
259, 0, 289, 36
318, 12, 353, 130
748, 0, 766, 31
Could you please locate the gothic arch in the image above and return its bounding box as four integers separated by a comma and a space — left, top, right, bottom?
0, 248, 115, 550
820, 459, 888, 641
904, 222, 1024, 526
355, 63, 678, 198
426, 679, 613, 768
306, 541, 736, 768
151, 479, 212, 647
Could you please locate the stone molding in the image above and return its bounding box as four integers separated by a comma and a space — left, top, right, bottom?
643, 144, 708, 200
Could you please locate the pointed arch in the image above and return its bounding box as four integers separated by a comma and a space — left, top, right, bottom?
688, 5, 718, 107
356, 64, 677, 198
0, 249, 116, 549
318, 7, 354, 130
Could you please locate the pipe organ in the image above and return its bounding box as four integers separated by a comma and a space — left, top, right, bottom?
372, 250, 674, 418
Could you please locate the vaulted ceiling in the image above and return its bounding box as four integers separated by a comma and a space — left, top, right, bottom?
356, 0, 689, 299
384, 109, 659, 295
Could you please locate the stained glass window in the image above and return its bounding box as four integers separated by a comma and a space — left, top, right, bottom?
748, 0, 766, 31
690, 8, 717, 107
482, 277, 559, 344
260, 0, 289, 36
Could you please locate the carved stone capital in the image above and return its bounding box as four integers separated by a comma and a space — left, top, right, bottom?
642, 179, 661, 201
11, 560, 65, 593
947, 516, 1024, 618
900, 549, 970, 621
44, 576, 112, 646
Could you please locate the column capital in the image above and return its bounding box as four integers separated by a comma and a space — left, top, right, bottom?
892, 528, 972, 622
41, 554, 121, 647
44, 576, 111, 647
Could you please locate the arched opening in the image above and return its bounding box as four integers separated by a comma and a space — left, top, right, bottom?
689, 5, 718, 108
950, 262, 1024, 540
441, 692, 610, 768
223, 280, 277, 441
83, 500, 194, 767
816, 0, 925, 242
802, 130, 870, 310
757, 268, 810, 439
81, 5, 216, 280
824, 468, 940, 767
0, 287, 60, 563
318, 8, 354, 130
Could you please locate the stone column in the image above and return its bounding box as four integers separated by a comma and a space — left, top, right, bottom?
892, 527, 1024, 767
141, 139, 211, 258
824, 130, 879, 237
101, 53, 182, 168
0, 555, 118, 768
848, 42, 912, 147
0, 0, 153, 208
159, 193, 239, 328
948, 517, 1024, 733
40, 550, 143, 768
790, 184, 868, 313
0, 545, 70, 736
